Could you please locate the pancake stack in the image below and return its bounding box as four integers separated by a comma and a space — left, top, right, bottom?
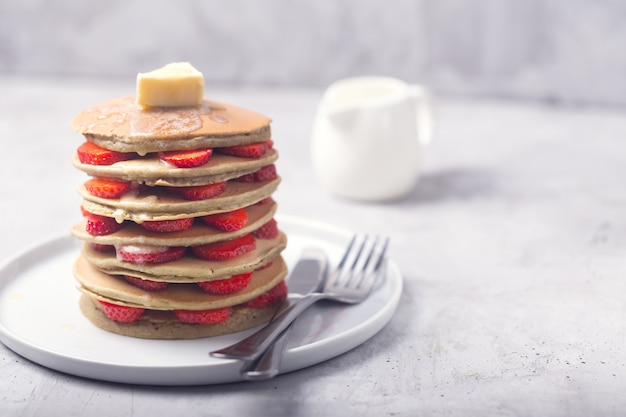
70, 65, 288, 339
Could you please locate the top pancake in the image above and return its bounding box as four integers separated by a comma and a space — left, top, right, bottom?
71, 96, 272, 153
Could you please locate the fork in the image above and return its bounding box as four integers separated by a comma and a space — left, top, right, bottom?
210, 234, 389, 363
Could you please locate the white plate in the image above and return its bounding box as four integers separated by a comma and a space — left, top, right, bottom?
0, 215, 402, 386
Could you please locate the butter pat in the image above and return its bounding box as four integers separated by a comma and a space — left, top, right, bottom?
136, 62, 204, 108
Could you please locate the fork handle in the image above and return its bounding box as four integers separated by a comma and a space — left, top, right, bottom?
211, 292, 325, 361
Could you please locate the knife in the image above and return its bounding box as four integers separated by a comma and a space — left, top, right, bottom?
212, 248, 328, 379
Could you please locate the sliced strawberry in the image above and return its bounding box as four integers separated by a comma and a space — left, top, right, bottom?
159, 149, 213, 168
256, 197, 273, 205
234, 172, 256, 183
84, 178, 131, 199
140, 218, 194, 233
191, 234, 256, 260
266, 139, 274, 149
245, 280, 288, 308
217, 142, 267, 158
252, 218, 279, 239
123, 275, 169, 291
197, 272, 252, 295
116, 245, 186, 264
77, 141, 135, 166
86, 214, 124, 236
171, 182, 227, 200
201, 208, 248, 231
98, 300, 144, 323
234, 165, 277, 183
255, 260, 274, 271
173, 307, 232, 324
254, 164, 277, 181
89, 243, 115, 252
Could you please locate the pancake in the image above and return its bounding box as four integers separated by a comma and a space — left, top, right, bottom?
74, 255, 287, 310
72, 149, 278, 186
72, 200, 276, 247
81, 232, 288, 282
79, 177, 280, 222
71, 97, 272, 154
79, 293, 282, 340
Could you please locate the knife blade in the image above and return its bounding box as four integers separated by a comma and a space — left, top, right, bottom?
214, 248, 328, 379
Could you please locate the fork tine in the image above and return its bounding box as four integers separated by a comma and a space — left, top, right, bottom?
326, 234, 362, 287
358, 236, 389, 290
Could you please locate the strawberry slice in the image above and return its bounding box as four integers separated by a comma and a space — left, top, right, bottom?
256, 197, 272, 205
197, 272, 252, 295
201, 208, 248, 231
254, 164, 277, 181
86, 214, 124, 236
217, 141, 267, 158
191, 234, 256, 260
116, 245, 186, 264
159, 149, 213, 168
84, 178, 131, 199
234, 172, 255, 183
77, 141, 135, 165
89, 243, 115, 252
252, 218, 279, 239
98, 300, 144, 323
244, 280, 288, 308
234, 164, 277, 183
123, 275, 169, 291
173, 307, 232, 324
171, 182, 227, 201
266, 139, 274, 149
140, 218, 194, 233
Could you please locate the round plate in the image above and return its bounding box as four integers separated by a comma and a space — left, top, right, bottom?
0, 215, 402, 385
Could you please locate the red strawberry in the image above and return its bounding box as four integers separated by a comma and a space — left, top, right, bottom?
159, 149, 213, 168
98, 300, 144, 323
173, 307, 232, 324
218, 142, 267, 158
89, 243, 115, 252
254, 164, 277, 181
191, 234, 256, 260
201, 208, 248, 231
116, 245, 186, 264
256, 197, 273, 205
140, 217, 194, 233
77, 141, 135, 166
84, 178, 131, 199
266, 139, 274, 149
255, 260, 274, 271
86, 214, 124, 236
245, 280, 288, 308
233, 165, 277, 182
252, 218, 279, 239
197, 272, 252, 295
172, 182, 227, 200
234, 172, 256, 183
123, 275, 169, 291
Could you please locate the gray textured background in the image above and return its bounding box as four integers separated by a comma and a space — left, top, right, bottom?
1, 0, 625, 106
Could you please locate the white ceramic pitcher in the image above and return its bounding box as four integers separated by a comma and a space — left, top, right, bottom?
311, 76, 433, 201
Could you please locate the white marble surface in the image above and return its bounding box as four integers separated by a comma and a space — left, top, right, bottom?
1, 0, 626, 106
2, 75, 626, 416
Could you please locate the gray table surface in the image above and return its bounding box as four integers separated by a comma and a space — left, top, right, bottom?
2, 76, 626, 416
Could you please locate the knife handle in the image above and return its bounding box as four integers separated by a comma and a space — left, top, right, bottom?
211, 292, 324, 361
239, 322, 292, 380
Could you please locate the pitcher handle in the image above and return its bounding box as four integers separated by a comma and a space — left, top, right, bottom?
410, 85, 434, 147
